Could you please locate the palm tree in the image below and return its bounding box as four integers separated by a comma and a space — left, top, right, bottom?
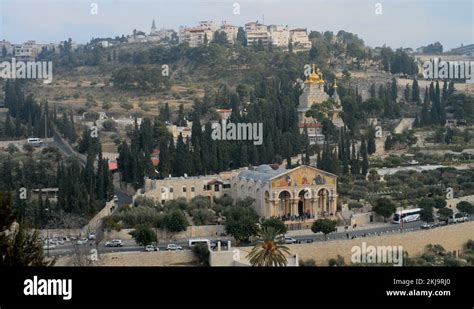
246, 226, 291, 267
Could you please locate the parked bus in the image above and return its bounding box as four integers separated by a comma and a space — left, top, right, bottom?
393, 208, 422, 224
188, 238, 210, 248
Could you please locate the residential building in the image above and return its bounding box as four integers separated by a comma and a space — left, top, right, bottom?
179, 26, 213, 47
138, 175, 232, 204
289, 28, 311, 52
13, 40, 42, 61
215, 109, 232, 121
450, 43, 474, 56
199, 21, 219, 33
268, 25, 289, 48
167, 124, 192, 142
245, 22, 270, 46
31, 188, 59, 202
220, 22, 239, 43
0, 40, 13, 56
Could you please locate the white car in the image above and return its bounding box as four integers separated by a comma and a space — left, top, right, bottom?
145, 245, 158, 252
283, 237, 298, 244
166, 244, 183, 251
421, 222, 433, 229
88, 232, 96, 240
77, 238, 88, 245
105, 239, 123, 247
43, 244, 56, 250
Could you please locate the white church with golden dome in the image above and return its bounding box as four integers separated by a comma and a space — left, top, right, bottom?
298, 64, 344, 145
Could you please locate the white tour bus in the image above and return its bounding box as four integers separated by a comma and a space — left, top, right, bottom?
27, 137, 43, 147
393, 208, 422, 224
188, 238, 210, 248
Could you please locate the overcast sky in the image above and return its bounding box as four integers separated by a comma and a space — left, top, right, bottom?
0, 0, 472, 50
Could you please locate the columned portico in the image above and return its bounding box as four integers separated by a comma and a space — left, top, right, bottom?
231, 165, 338, 222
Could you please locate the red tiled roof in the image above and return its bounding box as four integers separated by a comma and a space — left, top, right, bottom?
151, 158, 159, 167
108, 162, 118, 171
207, 179, 223, 185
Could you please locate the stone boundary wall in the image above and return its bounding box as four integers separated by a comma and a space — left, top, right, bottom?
105, 224, 225, 241
280, 221, 474, 266
236, 221, 474, 266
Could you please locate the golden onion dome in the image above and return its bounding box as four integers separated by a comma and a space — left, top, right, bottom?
305, 64, 325, 84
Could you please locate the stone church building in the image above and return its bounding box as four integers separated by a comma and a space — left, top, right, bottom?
231, 164, 338, 221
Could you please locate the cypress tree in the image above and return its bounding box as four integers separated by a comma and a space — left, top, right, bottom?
412, 78, 420, 103
367, 127, 376, 155
360, 136, 369, 175
390, 77, 398, 101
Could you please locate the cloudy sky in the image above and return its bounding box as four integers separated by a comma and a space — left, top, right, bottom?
0, 0, 472, 50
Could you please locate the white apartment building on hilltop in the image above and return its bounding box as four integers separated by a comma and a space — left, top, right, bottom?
13, 40, 41, 61
290, 28, 312, 52
174, 20, 311, 51
221, 22, 239, 44
245, 22, 270, 47
0, 40, 13, 56
179, 28, 213, 47
179, 21, 218, 47
268, 24, 289, 48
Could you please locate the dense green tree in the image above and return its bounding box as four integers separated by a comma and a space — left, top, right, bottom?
261, 217, 287, 235
311, 219, 337, 240
163, 209, 188, 233
457, 201, 474, 214
236, 27, 247, 46
373, 197, 396, 222
130, 224, 157, 247
224, 198, 259, 244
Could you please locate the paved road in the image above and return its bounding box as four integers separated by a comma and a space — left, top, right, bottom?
48, 218, 473, 258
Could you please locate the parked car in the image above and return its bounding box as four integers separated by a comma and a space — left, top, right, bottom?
421, 222, 433, 229
88, 232, 96, 240
283, 236, 298, 244
145, 245, 158, 252
456, 213, 469, 222
43, 244, 56, 250
77, 238, 88, 245
448, 212, 468, 224
166, 244, 183, 251
105, 239, 123, 247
